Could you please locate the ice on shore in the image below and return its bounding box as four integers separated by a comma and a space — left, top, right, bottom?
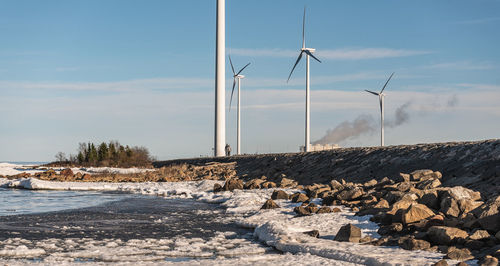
0, 162, 153, 177
0, 177, 456, 265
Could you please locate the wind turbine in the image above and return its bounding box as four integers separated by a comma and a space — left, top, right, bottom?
214, 0, 226, 157
229, 55, 250, 155
365, 72, 395, 147
287, 7, 321, 153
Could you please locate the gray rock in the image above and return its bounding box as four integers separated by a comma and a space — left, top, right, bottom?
496, 231, 500, 241
445, 247, 473, 261
334, 224, 362, 243
427, 226, 468, 245
472, 195, 500, 232
400, 238, 431, 251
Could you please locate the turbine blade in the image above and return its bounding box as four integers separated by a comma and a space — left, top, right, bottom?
229, 55, 235, 75
287, 52, 304, 83
302, 7, 306, 49
236, 62, 251, 76
380, 72, 394, 93
365, 90, 379, 96
229, 78, 236, 112
304, 50, 321, 63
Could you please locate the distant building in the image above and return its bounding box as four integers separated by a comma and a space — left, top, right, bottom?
300, 143, 340, 152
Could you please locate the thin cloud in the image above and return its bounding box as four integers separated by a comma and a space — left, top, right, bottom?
455, 17, 500, 25
425, 61, 494, 70
230, 48, 431, 60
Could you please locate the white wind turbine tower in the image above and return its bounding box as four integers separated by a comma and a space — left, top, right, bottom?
228, 55, 250, 155
365, 72, 395, 147
287, 7, 322, 152
214, 0, 225, 157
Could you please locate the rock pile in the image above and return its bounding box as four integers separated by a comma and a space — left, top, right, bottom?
218, 169, 500, 263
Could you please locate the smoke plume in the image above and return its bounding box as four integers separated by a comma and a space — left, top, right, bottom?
386, 101, 412, 128
313, 115, 376, 145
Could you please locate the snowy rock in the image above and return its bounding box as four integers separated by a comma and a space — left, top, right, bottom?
244, 179, 265, 189
213, 183, 223, 192
60, 168, 74, 176
427, 226, 468, 245
271, 190, 289, 200
402, 203, 436, 224
261, 199, 280, 210
317, 207, 332, 214
293, 206, 310, 217
223, 178, 244, 191
261, 181, 277, 188
278, 177, 297, 188
334, 224, 361, 243
303, 230, 319, 238
399, 238, 431, 251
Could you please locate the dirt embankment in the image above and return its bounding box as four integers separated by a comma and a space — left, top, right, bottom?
153, 139, 500, 198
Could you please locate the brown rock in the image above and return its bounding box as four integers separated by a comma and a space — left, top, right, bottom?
291, 193, 309, 203
416, 178, 441, 190
244, 179, 265, 189
337, 187, 364, 201
395, 173, 410, 183
359, 236, 375, 243
60, 168, 74, 176
387, 199, 414, 215
363, 179, 378, 187
432, 259, 448, 266
400, 238, 431, 251
440, 197, 461, 217
445, 247, 473, 261
419, 190, 440, 210
469, 229, 491, 240
223, 178, 244, 191
279, 177, 298, 188
321, 195, 336, 206
377, 223, 403, 235
427, 226, 469, 245
82, 173, 92, 180
261, 181, 277, 189
410, 169, 440, 181
317, 207, 332, 214
471, 195, 500, 232
305, 204, 319, 214
464, 239, 484, 250
294, 206, 311, 216
213, 183, 223, 193
480, 255, 499, 266
329, 180, 344, 191
496, 231, 500, 241
271, 190, 289, 200
334, 224, 362, 243
261, 199, 280, 210
402, 203, 436, 224
303, 230, 320, 238
373, 199, 390, 209
332, 207, 341, 213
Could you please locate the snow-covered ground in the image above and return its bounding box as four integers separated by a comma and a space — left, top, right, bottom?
0, 162, 153, 177
0, 175, 459, 266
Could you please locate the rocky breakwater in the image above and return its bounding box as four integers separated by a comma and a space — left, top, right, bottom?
217, 170, 500, 265
154, 139, 500, 198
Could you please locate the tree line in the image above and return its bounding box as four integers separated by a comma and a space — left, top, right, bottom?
55, 141, 153, 167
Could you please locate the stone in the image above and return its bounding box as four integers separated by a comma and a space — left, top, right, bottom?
469, 229, 491, 240
442, 186, 482, 201
440, 197, 461, 217
458, 199, 483, 215
402, 203, 436, 224
387, 199, 414, 215
472, 196, 500, 232
261, 199, 280, 209
377, 223, 403, 235
395, 182, 413, 192
244, 178, 265, 189
305, 204, 319, 214
400, 238, 431, 251
373, 199, 390, 209
480, 255, 499, 266
317, 207, 332, 214
496, 231, 500, 241
329, 180, 344, 191
271, 190, 289, 200
410, 169, 436, 181
60, 168, 74, 176
419, 190, 440, 210
82, 173, 92, 180
279, 177, 298, 188
213, 183, 223, 193
337, 187, 364, 201
334, 224, 362, 243
464, 239, 484, 250
308, 186, 331, 198
223, 178, 244, 191
291, 193, 309, 203
293, 206, 310, 216
427, 226, 469, 245
445, 247, 473, 261
304, 230, 320, 238
321, 196, 336, 206
332, 207, 341, 213
363, 179, 378, 187
261, 181, 277, 189
432, 259, 448, 266
417, 178, 441, 190
395, 173, 410, 183
359, 236, 375, 243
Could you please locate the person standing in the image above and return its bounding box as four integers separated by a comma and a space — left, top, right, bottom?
225, 144, 231, 156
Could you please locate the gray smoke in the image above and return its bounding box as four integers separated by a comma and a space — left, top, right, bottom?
387, 101, 412, 128
447, 94, 459, 107
313, 115, 376, 145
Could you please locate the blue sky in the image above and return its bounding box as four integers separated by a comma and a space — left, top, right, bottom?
1, 0, 499, 161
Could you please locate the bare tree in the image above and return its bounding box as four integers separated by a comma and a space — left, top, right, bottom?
55, 152, 67, 162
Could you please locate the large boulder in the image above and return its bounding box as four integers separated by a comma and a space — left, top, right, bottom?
334, 224, 362, 243
427, 226, 468, 245
293, 206, 311, 216
337, 187, 364, 201
468, 229, 490, 240
244, 178, 266, 189
410, 169, 442, 181
60, 168, 74, 177
445, 247, 473, 261
279, 177, 298, 188
387, 199, 414, 215
416, 178, 441, 190
419, 190, 440, 210
290, 193, 309, 203
400, 238, 431, 251
402, 203, 436, 224
329, 180, 344, 191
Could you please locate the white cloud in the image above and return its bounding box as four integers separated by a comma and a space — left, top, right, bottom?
425, 61, 494, 70
230, 48, 431, 60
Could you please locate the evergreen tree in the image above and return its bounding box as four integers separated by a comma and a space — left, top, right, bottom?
97, 142, 109, 162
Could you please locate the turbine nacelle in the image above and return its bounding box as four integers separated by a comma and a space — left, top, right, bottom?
235, 74, 245, 79
301, 48, 316, 53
